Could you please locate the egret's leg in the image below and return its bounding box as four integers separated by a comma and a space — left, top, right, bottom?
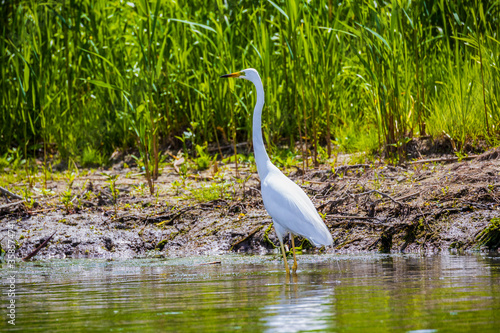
291, 236, 298, 273
278, 238, 290, 275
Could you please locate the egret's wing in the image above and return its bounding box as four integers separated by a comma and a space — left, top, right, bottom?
262, 171, 333, 246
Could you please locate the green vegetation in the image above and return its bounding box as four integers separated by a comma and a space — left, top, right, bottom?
1, 0, 499, 170
103, 173, 120, 213
81, 147, 105, 168
185, 182, 233, 202
476, 217, 500, 250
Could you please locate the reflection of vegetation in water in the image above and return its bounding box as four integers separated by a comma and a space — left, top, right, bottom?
10, 255, 500, 332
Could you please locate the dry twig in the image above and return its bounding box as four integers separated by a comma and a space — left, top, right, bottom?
22, 232, 56, 261
230, 225, 264, 248
0, 186, 23, 200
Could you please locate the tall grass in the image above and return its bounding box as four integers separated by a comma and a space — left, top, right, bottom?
1, 0, 499, 169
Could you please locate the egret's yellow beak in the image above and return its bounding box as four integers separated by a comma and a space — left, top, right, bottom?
220, 71, 242, 78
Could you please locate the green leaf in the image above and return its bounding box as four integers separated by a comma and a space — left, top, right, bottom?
357, 23, 392, 51
169, 18, 216, 34
85, 79, 121, 91
156, 30, 169, 79
80, 48, 124, 80
267, 0, 289, 21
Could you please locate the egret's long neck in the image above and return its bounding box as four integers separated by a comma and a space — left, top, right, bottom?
252, 78, 271, 179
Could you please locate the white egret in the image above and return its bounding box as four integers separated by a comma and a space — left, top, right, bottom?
220, 68, 333, 274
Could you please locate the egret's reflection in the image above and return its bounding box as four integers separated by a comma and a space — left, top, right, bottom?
261, 276, 334, 333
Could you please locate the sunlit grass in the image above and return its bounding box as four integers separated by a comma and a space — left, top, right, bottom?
1, 0, 499, 172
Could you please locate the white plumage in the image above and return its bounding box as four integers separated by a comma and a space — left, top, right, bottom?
221, 68, 333, 274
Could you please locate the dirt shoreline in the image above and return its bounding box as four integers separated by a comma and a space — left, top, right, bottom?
1, 148, 500, 260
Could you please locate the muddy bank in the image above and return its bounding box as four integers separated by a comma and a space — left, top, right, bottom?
1, 148, 500, 260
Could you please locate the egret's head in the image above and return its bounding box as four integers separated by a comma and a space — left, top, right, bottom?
220, 68, 260, 83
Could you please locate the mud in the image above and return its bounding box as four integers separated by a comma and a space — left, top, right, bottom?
1, 146, 500, 260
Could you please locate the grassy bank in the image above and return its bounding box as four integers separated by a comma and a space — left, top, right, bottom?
1, 0, 499, 173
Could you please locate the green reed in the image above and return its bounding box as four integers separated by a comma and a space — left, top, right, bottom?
1, 0, 499, 172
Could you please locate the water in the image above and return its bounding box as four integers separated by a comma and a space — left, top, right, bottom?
2, 254, 500, 332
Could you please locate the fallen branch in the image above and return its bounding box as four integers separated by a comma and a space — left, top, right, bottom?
326, 215, 385, 224
408, 155, 477, 165
413, 205, 473, 222
150, 207, 191, 225
336, 237, 364, 249
22, 231, 56, 261
334, 164, 371, 173
152, 205, 199, 225
200, 199, 229, 208
248, 187, 261, 195
356, 190, 404, 207
1, 195, 58, 213
303, 180, 333, 185
151, 199, 228, 225
317, 195, 350, 213
0, 186, 23, 200
25, 208, 55, 214
114, 214, 140, 223
196, 261, 222, 266
395, 191, 422, 202
0, 200, 25, 210
230, 225, 264, 248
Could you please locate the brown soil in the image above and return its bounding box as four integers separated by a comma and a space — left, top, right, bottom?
1, 146, 500, 260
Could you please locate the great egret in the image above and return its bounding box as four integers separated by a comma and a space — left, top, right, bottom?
220, 68, 333, 274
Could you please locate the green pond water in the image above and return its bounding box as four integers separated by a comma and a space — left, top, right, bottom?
2, 253, 500, 332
